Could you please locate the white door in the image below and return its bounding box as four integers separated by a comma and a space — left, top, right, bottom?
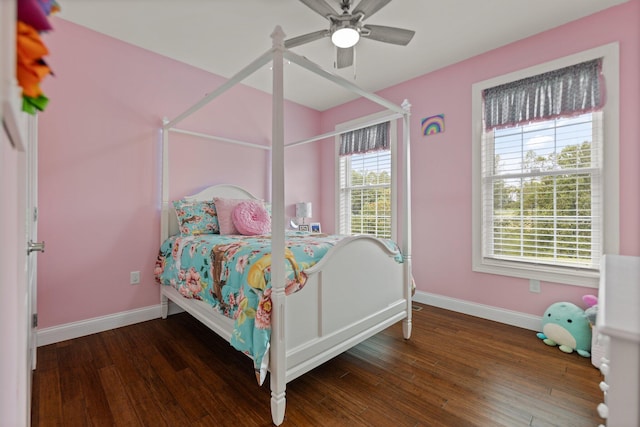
0, 100, 32, 427
26, 115, 40, 370
25, 114, 40, 427
0, 123, 30, 427
1, 0, 36, 424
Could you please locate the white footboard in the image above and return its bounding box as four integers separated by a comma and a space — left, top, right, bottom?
283, 235, 410, 382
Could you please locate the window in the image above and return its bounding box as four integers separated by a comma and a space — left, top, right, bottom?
472, 44, 619, 287
336, 113, 397, 239
488, 113, 602, 267
339, 149, 392, 238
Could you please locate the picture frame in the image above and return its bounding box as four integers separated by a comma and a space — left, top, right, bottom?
310, 222, 321, 233
298, 224, 310, 232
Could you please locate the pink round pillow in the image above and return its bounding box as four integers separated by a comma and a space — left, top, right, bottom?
232, 200, 271, 236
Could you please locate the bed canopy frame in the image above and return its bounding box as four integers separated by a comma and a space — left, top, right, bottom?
160, 26, 412, 425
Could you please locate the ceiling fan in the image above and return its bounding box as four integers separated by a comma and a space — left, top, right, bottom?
284, 0, 416, 69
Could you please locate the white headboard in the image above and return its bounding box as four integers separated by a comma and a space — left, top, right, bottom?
164, 184, 260, 239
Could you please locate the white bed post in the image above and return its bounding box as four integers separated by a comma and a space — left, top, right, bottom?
160, 118, 170, 319
401, 100, 412, 340
269, 25, 287, 426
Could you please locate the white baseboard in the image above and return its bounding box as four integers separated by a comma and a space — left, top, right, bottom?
37, 301, 185, 347
413, 291, 542, 332
38, 293, 539, 347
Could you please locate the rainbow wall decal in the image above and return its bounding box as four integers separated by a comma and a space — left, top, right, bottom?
421, 114, 445, 136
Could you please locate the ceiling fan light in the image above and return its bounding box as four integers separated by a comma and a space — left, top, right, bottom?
331, 27, 360, 48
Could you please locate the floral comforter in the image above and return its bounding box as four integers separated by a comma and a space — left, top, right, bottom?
154, 231, 403, 384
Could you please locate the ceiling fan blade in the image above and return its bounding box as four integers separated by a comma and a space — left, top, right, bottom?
284, 30, 330, 49
352, 0, 391, 19
362, 24, 415, 45
298, 0, 337, 18
336, 46, 354, 69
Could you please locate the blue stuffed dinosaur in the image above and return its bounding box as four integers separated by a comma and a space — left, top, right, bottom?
536, 301, 592, 357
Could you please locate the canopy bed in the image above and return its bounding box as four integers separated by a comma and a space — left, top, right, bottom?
157, 26, 413, 425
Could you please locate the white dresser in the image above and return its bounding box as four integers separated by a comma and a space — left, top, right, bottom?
595, 255, 640, 427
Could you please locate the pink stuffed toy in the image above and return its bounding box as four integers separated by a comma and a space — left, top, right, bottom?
582, 294, 598, 326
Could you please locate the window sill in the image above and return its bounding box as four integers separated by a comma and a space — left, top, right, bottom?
472, 257, 599, 288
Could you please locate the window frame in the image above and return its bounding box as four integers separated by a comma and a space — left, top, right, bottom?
471, 43, 619, 287
335, 111, 398, 240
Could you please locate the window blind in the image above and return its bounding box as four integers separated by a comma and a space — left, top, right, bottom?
339, 150, 392, 238
483, 112, 602, 269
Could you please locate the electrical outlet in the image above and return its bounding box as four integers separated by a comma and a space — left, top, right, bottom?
130, 271, 140, 285
529, 279, 541, 293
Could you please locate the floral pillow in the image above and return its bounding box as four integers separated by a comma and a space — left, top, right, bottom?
172, 199, 220, 235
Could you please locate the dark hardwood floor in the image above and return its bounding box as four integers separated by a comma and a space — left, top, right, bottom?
31, 304, 604, 426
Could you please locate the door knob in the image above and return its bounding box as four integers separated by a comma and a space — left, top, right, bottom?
27, 240, 45, 254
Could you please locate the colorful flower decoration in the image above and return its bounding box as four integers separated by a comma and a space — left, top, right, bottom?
16, 0, 60, 114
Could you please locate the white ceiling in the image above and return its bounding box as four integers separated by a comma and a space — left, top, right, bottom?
58, 0, 627, 111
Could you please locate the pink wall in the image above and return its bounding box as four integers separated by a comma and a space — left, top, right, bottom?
37, 19, 321, 328
38, 2, 638, 329
320, 1, 640, 316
